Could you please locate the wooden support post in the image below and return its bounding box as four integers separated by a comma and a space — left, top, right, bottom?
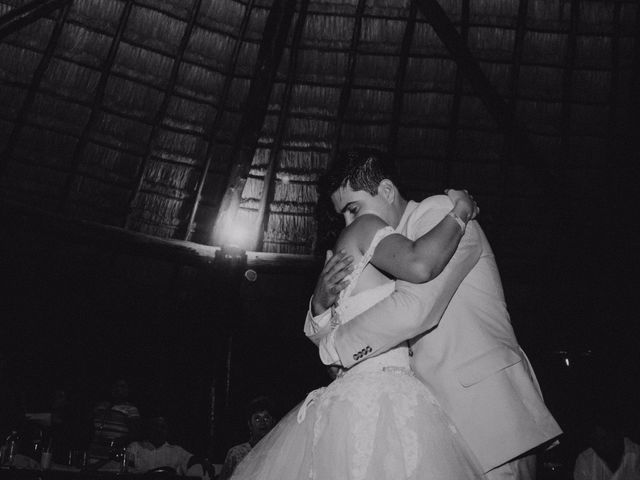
387, 0, 417, 158
253, 0, 311, 251
0, 0, 71, 41
493, 0, 528, 248
211, 0, 296, 246
59, 0, 135, 213
443, 0, 469, 185
124, 0, 203, 230
182, 0, 257, 241
560, 0, 578, 170
329, 0, 367, 164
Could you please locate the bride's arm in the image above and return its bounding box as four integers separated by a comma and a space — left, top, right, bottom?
353, 190, 476, 283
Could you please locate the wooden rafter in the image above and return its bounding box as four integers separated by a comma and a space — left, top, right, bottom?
414, 0, 555, 182
444, 0, 469, 185
211, 0, 297, 246
387, 0, 417, 158
606, 0, 621, 152
182, 0, 258, 241
123, 0, 203, 231
59, 0, 135, 213
253, 0, 312, 251
1, 200, 316, 272
0, 0, 70, 41
560, 0, 579, 168
0, 2, 71, 176
494, 0, 528, 246
329, 0, 368, 163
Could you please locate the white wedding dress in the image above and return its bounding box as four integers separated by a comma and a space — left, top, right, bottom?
231, 228, 482, 480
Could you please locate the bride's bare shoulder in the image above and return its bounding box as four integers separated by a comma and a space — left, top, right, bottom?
335, 214, 389, 255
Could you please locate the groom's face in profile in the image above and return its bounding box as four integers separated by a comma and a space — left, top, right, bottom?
331, 181, 395, 227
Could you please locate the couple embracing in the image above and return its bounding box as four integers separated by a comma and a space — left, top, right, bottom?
232, 150, 561, 480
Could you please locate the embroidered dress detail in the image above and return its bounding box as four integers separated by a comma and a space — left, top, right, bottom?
230, 226, 482, 480
332, 226, 395, 323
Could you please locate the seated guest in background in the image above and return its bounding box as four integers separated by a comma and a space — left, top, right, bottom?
573, 412, 640, 480
48, 387, 76, 464
128, 416, 210, 478
217, 396, 275, 480
88, 378, 140, 466
0, 361, 27, 443
1, 421, 42, 469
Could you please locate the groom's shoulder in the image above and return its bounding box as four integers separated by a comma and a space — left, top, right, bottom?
413, 194, 452, 214
402, 195, 453, 234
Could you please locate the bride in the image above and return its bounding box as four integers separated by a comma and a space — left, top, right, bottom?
231, 189, 482, 480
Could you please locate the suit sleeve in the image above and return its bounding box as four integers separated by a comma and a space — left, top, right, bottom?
303, 305, 333, 347
333, 204, 482, 369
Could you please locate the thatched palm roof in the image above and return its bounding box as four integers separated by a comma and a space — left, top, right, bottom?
0, 0, 637, 270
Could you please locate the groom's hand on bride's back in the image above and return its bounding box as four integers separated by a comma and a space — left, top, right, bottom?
311, 250, 354, 316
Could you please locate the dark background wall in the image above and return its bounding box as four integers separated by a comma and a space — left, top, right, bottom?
2, 204, 639, 466
1, 208, 329, 461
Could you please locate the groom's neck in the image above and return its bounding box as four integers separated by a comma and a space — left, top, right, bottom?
392, 196, 408, 228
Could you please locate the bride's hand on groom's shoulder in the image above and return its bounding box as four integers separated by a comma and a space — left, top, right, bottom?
311, 250, 354, 316
445, 188, 479, 222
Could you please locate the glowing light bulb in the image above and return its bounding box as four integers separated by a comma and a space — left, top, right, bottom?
227, 224, 249, 247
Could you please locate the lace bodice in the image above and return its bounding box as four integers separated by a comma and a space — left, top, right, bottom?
332, 226, 411, 373
283, 230, 481, 480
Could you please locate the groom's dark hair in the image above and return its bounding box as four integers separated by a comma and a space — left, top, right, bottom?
324, 148, 401, 197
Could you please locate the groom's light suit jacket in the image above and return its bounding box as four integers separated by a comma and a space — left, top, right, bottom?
305, 196, 562, 473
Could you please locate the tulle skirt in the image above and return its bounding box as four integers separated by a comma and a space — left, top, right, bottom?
231, 366, 482, 480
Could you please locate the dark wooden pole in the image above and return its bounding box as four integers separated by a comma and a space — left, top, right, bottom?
0, 0, 71, 41
59, 0, 135, 213
329, 0, 368, 164
182, 0, 257, 242
0, 2, 71, 176
414, 0, 556, 183
253, 0, 311, 251
387, 0, 417, 158
211, 0, 296, 246
123, 0, 203, 230
443, 0, 469, 185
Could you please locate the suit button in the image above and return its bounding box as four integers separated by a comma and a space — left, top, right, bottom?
353, 353, 358, 360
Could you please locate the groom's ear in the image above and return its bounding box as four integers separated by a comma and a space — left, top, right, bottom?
378, 179, 396, 204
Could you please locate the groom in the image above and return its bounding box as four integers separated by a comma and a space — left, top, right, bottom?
305, 149, 561, 480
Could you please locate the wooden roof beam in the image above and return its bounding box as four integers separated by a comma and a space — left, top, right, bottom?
493, 0, 528, 247
387, 0, 417, 158
59, 0, 135, 212
0, 2, 71, 176
183, 0, 257, 241
0, 0, 71, 41
211, 0, 297, 246
329, 0, 367, 163
606, 0, 622, 153
443, 0, 469, 185
124, 0, 203, 230
414, 0, 554, 180
560, 0, 578, 164
1, 200, 316, 272
253, 0, 312, 251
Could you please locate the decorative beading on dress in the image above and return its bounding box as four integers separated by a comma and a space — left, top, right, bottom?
231, 226, 483, 480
